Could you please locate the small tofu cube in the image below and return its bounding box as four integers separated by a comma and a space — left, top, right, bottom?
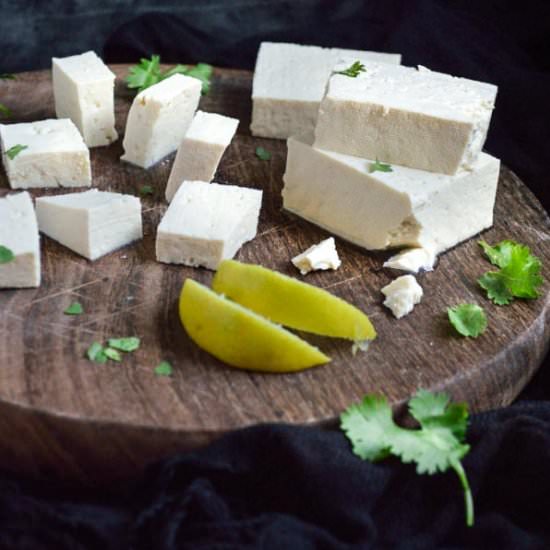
0, 119, 91, 189
291, 237, 341, 275
52, 51, 118, 147
156, 181, 262, 270
314, 62, 498, 175
381, 275, 423, 319
121, 74, 201, 169
251, 42, 402, 139
0, 192, 40, 288
165, 111, 239, 202
35, 190, 142, 260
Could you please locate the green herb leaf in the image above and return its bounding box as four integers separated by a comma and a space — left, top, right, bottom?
478, 240, 543, 305
139, 184, 154, 196
6, 144, 28, 160
104, 347, 123, 362
86, 342, 107, 363
255, 146, 271, 161
448, 304, 487, 337
0, 74, 15, 80
369, 159, 393, 173
155, 360, 173, 376
0, 103, 11, 117
341, 390, 474, 527
0, 245, 15, 264
335, 60, 366, 78
107, 336, 140, 352
64, 301, 84, 315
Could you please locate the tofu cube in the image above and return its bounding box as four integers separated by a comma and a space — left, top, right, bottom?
381, 275, 423, 319
121, 74, 201, 169
251, 42, 402, 139
0, 119, 91, 189
52, 51, 118, 147
0, 192, 40, 288
314, 62, 498, 175
165, 110, 239, 202
282, 135, 500, 255
35, 190, 142, 260
156, 181, 262, 270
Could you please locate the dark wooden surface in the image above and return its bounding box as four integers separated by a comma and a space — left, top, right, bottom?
0, 66, 549, 485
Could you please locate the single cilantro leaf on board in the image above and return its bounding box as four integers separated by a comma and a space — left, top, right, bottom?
64, 301, 84, 315
86, 342, 107, 363
448, 304, 487, 337
335, 60, 366, 78
107, 337, 140, 352
0, 245, 15, 264
163, 62, 213, 94
104, 347, 123, 362
155, 361, 173, 377
341, 390, 474, 527
369, 159, 393, 173
6, 144, 28, 160
255, 146, 271, 161
139, 184, 154, 196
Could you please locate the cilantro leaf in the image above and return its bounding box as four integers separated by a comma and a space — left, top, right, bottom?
86, 342, 107, 363
255, 146, 271, 161
107, 336, 140, 352
341, 390, 474, 527
104, 347, 122, 362
336, 61, 366, 78
139, 184, 154, 196
479, 240, 515, 268
6, 144, 28, 160
162, 63, 213, 94
0, 245, 15, 264
64, 301, 84, 315
0, 74, 15, 80
0, 103, 11, 117
448, 304, 487, 337
369, 159, 393, 173
155, 360, 173, 376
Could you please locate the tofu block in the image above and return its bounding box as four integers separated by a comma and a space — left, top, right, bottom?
52, 51, 118, 147
314, 62, 498, 174
250, 42, 401, 139
35, 190, 142, 260
282, 136, 500, 255
156, 181, 262, 270
0, 192, 40, 288
121, 74, 201, 169
165, 111, 239, 202
0, 119, 91, 189
291, 237, 341, 275
381, 275, 423, 319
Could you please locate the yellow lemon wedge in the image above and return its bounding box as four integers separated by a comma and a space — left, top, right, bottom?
212, 260, 376, 342
179, 279, 330, 372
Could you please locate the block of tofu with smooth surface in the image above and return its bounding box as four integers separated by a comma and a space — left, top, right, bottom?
121, 74, 201, 169
165, 111, 239, 202
156, 181, 262, 270
36, 190, 142, 260
0, 192, 40, 288
291, 237, 341, 275
282, 136, 500, 255
250, 42, 402, 139
381, 275, 423, 319
314, 62, 497, 174
52, 51, 118, 147
0, 119, 91, 189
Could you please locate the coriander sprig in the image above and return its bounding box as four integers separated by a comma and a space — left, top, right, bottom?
6, 144, 28, 160
369, 159, 392, 173
0, 245, 15, 264
336, 60, 366, 78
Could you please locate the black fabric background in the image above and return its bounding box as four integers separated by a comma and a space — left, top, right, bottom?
1, 1, 550, 548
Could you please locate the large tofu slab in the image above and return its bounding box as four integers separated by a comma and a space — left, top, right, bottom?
52, 51, 118, 147
282, 136, 500, 255
0, 119, 91, 189
156, 181, 262, 270
250, 42, 401, 139
121, 74, 201, 169
165, 111, 239, 202
314, 62, 498, 175
0, 192, 40, 288
36, 190, 142, 260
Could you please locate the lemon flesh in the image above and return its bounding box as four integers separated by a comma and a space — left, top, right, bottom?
179, 279, 330, 372
212, 260, 376, 341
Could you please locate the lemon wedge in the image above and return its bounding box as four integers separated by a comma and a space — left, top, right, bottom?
212, 260, 376, 342
179, 279, 330, 372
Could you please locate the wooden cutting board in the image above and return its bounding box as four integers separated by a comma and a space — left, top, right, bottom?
0, 66, 549, 485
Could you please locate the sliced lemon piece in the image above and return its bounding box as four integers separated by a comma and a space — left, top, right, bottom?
212, 260, 376, 341
179, 279, 330, 372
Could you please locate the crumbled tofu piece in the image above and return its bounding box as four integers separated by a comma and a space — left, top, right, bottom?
291, 237, 341, 275
381, 275, 423, 319
383, 246, 436, 273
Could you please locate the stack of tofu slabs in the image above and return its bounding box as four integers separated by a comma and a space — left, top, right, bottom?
282, 59, 500, 272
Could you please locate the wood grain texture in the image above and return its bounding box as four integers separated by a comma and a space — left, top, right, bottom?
0, 66, 549, 485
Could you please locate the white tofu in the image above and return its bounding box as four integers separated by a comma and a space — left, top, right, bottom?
0, 119, 91, 189
291, 237, 341, 275
0, 192, 40, 288
165, 111, 239, 202
52, 51, 118, 147
35, 190, 142, 260
156, 181, 262, 270
282, 135, 500, 255
381, 275, 423, 319
314, 62, 498, 175
383, 246, 436, 273
250, 42, 401, 139
121, 74, 201, 169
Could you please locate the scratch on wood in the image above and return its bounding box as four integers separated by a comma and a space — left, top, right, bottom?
321, 275, 363, 290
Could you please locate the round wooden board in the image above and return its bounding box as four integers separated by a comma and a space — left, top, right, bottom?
0, 66, 549, 485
